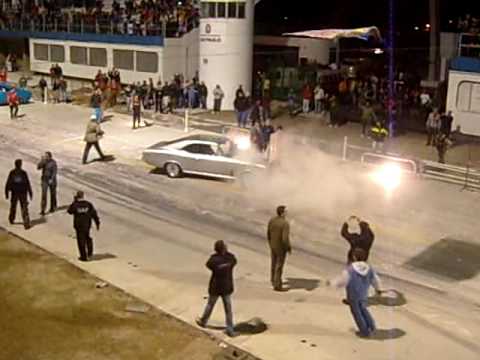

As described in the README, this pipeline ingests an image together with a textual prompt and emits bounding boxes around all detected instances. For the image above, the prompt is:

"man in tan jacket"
[82,115,106,164]
[267,205,291,291]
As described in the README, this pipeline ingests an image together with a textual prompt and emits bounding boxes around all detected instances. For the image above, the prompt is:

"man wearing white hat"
[82,115,106,164]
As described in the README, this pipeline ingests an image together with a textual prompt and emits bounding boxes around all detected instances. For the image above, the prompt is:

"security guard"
[67,191,100,262]
[370,121,389,151]
[5,159,32,229]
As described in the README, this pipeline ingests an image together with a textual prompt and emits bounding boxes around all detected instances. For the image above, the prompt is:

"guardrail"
[360,152,418,173]
[421,160,480,190]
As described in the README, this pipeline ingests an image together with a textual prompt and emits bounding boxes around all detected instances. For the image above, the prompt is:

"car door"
[179,143,203,172]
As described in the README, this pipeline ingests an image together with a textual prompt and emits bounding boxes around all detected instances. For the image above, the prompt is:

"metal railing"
[0,13,199,38]
[360,152,418,173]
[421,160,480,190]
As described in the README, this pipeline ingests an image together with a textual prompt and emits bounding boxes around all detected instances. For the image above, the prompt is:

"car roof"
[174,134,229,144]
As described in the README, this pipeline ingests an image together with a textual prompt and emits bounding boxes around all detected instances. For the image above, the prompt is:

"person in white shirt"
[314,84,325,114]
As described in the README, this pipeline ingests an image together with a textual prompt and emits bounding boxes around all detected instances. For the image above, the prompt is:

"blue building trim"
[0,30,164,46]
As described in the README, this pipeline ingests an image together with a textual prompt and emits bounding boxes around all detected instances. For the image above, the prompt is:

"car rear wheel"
[164,162,182,178]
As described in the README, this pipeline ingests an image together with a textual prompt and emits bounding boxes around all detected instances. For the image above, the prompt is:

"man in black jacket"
[196,240,237,337]
[37,152,57,215]
[67,191,100,262]
[5,159,32,229]
[341,216,375,263]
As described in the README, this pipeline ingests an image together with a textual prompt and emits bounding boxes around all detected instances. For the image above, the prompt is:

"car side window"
[182,144,200,153]
[197,144,215,155]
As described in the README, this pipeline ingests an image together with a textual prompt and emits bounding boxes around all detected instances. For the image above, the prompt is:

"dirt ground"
[0,228,250,360]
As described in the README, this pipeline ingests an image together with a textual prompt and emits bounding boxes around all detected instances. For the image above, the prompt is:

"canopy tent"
[283,26,382,41]
[284,27,382,67]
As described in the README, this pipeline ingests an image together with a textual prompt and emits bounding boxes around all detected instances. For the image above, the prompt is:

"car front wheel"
[164,162,182,178]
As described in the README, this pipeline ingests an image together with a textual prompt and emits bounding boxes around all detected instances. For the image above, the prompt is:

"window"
[50,45,65,63]
[237,2,246,18]
[197,144,215,155]
[113,49,134,70]
[182,144,215,155]
[70,46,88,65]
[217,3,226,18]
[34,44,48,61]
[457,81,480,113]
[89,48,107,67]
[201,2,209,18]
[208,2,216,18]
[136,51,158,73]
[228,2,236,18]
[183,144,200,153]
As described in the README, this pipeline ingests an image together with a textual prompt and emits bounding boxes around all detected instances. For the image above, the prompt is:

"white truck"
[446,70,480,136]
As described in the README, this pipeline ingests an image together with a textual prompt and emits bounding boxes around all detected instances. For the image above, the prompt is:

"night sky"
[255,0,480,35]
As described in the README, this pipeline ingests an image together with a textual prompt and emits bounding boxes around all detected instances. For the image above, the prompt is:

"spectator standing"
[37,151,57,216]
[267,205,291,291]
[196,240,237,338]
[39,76,48,103]
[90,88,103,123]
[82,115,106,164]
[67,191,100,262]
[234,92,249,128]
[436,134,452,164]
[235,85,245,99]
[199,81,208,109]
[132,94,143,129]
[302,83,313,113]
[441,111,454,138]
[155,80,163,113]
[426,109,441,146]
[58,76,67,103]
[328,248,383,338]
[8,88,20,119]
[5,159,32,229]
[360,101,376,137]
[370,121,388,151]
[213,85,224,114]
[314,84,325,113]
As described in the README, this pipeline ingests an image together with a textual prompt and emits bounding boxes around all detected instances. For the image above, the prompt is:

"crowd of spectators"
[289,69,441,138]
[0,0,200,37]
[457,14,480,34]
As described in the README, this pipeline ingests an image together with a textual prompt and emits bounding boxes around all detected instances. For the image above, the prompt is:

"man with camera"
[37,152,57,216]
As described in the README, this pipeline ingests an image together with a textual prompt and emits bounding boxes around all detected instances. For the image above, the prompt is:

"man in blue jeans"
[196,240,237,337]
[329,248,383,337]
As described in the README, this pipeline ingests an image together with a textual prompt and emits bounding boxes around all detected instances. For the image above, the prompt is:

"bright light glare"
[370,163,402,192]
[374,48,384,55]
[234,136,251,150]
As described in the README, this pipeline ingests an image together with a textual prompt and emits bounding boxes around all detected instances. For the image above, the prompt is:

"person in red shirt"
[8,89,20,119]
[0,67,7,82]
[302,84,313,113]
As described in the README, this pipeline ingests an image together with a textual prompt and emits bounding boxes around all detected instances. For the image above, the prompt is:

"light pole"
[428,0,440,81]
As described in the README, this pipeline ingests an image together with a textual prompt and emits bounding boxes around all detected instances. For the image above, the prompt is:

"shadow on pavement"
[89,253,116,261]
[363,328,406,341]
[405,238,480,281]
[368,290,407,307]
[234,318,268,335]
[286,278,321,291]
[30,217,47,228]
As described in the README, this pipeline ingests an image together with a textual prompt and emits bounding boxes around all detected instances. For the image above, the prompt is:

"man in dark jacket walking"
[37,151,57,215]
[196,240,237,337]
[267,205,291,291]
[5,159,32,229]
[67,191,100,262]
[341,216,374,263]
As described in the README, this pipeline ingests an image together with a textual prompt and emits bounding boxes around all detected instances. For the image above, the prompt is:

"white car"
[142,134,266,179]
